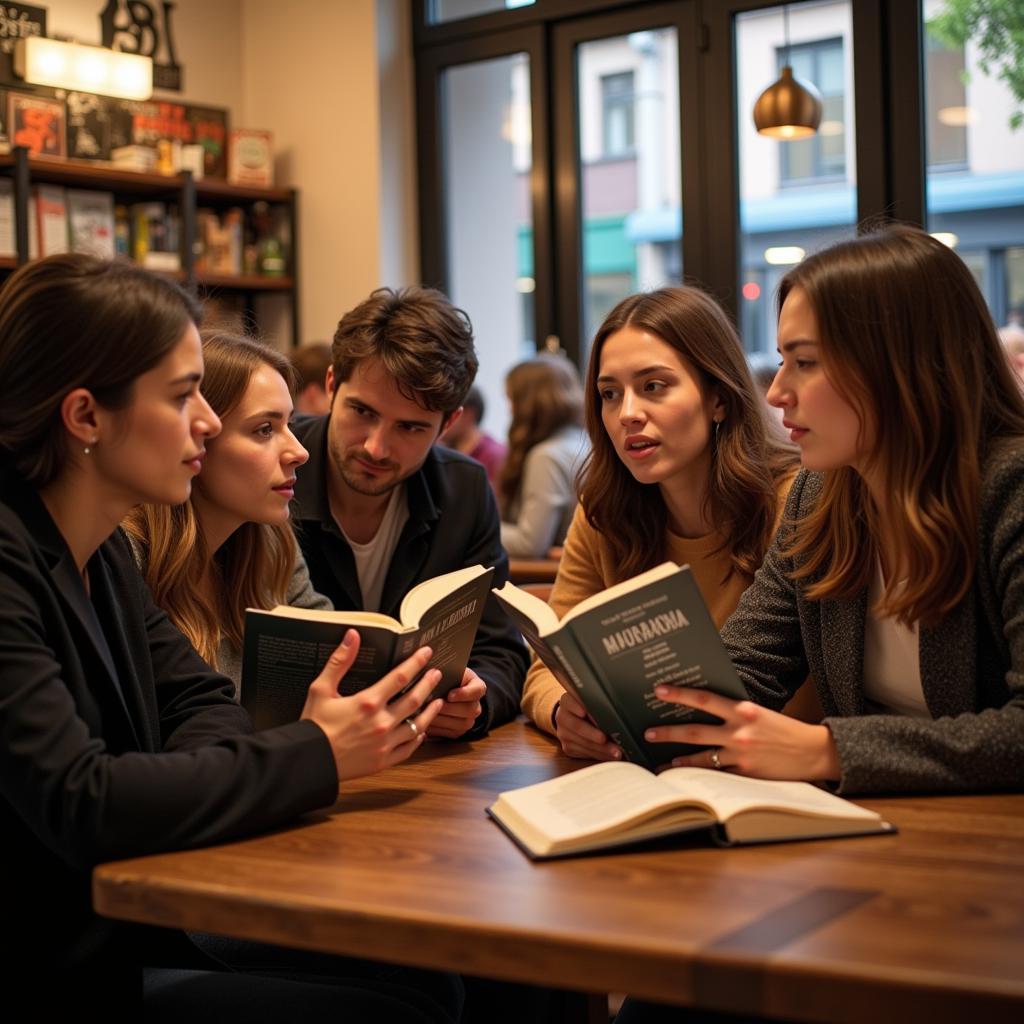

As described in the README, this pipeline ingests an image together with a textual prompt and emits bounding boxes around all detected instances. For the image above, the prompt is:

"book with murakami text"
[493,562,748,769]
[242,565,493,731]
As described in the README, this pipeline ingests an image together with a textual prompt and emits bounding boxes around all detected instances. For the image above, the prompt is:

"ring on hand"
[406,718,419,739]
[710,748,722,770]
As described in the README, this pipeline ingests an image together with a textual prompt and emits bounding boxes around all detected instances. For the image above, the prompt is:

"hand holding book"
[554,687,624,762]
[300,630,444,786]
[645,684,841,783]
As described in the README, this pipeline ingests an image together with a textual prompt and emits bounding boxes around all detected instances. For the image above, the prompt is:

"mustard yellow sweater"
[521,503,760,734]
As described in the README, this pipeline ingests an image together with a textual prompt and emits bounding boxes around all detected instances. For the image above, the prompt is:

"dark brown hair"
[499,356,583,511]
[123,332,298,666]
[290,341,331,392]
[331,286,478,418]
[778,223,1024,626]
[581,286,796,582]
[0,254,200,486]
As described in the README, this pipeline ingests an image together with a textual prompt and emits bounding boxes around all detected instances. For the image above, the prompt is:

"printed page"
[497,761,709,843]
[659,768,880,823]
[400,564,489,626]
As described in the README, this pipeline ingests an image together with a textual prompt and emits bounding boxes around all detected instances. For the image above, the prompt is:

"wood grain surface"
[94,721,1024,1022]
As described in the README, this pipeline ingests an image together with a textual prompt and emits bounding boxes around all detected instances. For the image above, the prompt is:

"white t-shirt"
[862,560,929,718]
[336,486,410,613]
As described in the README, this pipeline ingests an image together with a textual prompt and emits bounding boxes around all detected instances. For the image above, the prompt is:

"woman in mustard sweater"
[520,286,798,759]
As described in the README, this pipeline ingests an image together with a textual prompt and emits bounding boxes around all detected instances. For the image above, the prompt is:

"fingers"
[654,684,742,721]
[671,748,729,770]
[362,646,434,706]
[385,699,444,765]
[446,678,486,702]
[386,667,443,722]
[426,701,483,738]
[556,705,621,761]
[309,629,360,693]
[644,723,727,747]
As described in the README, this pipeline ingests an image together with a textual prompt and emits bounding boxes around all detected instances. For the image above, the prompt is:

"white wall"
[377,0,419,289]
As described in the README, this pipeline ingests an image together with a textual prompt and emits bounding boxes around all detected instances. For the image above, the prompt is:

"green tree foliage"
[929,0,1024,130]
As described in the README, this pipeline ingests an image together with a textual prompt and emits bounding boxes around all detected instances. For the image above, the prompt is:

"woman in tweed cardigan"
[644,225,1024,795]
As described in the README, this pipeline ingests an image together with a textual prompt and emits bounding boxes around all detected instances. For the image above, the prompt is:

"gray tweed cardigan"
[720,441,1024,795]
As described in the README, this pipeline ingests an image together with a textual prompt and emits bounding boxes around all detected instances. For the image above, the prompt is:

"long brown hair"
[581,286,795,582]
[778,223,1024,627]
[498,355,583,511]
[123,333,298,667]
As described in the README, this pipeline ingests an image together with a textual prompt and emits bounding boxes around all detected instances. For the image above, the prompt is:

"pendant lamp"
[753,5,822,139]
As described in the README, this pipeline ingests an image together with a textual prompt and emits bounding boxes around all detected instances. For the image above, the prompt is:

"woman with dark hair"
[0,254,455,1019]
[639,224,1024,795]
[499,355,587,558]
[520,286,798,758]
[124,332,328,691]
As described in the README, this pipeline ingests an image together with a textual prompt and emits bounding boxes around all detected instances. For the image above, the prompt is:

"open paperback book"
[241,564,494,731]
[488,760,894,859]
[493,562,747,769]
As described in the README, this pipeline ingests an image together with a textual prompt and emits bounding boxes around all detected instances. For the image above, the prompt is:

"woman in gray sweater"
[642,224,1024,797]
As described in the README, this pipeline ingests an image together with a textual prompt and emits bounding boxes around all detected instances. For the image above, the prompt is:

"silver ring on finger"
[405,718,419,739]
[710,748,722,770]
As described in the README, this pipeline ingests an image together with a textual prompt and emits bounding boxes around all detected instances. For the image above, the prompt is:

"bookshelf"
[0,147,301,347]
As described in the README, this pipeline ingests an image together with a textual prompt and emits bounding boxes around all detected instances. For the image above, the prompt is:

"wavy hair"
[581,286,796,582]
[778,223,1024,627]
[498,355,583,512]
[123,333,298,667]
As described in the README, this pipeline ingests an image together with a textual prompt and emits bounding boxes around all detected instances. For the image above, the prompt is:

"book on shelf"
[228,128,274,187]
[488,760,895,859]
[131,202,181,272]
[0,179,13,257]
[241,564,495,731]
[34,185,68,256]
[493,562,747,770]
[66,189,116,260]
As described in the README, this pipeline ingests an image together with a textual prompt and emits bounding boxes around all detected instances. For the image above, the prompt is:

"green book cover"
[494,562,747,770]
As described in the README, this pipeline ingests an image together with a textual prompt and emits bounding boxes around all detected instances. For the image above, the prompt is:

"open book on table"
[493,562,747,769]
[241,564,494,731]
[488,760,894,859]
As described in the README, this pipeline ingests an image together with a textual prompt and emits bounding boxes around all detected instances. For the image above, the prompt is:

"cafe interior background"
[4,0,1022,441]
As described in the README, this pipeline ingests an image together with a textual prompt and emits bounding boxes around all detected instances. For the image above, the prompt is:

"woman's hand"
[554,688,623,762]
[301,629,444,785]
[644,685,840,782]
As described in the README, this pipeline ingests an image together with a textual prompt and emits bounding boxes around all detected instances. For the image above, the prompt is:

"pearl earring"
[84,439,97,455]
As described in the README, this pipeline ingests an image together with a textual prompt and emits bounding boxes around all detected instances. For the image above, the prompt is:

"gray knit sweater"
[720,440,1024,795]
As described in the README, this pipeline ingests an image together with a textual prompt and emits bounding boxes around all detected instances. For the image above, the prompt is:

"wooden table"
[94,723,1024,1022]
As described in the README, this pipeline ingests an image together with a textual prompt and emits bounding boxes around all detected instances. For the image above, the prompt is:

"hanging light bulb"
[753,5,822,139]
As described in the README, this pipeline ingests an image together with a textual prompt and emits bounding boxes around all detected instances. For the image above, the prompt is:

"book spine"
[551,629,651,766]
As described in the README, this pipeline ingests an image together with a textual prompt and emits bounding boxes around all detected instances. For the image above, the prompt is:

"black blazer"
[0,461,338,975]
[292,415,529,736]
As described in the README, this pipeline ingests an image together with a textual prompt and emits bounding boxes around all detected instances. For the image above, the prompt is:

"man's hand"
[426,667,486,739]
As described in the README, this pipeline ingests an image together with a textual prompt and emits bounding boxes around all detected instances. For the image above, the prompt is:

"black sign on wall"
[0,4,46,87]
[99,0,182,92]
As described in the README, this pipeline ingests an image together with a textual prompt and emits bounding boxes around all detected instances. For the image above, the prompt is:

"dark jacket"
[721,441,1024,795]
[292,416,528,736]
[0,461,338,975]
